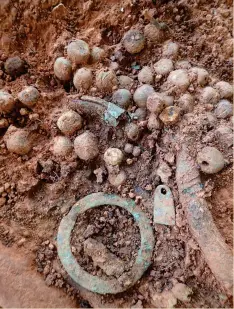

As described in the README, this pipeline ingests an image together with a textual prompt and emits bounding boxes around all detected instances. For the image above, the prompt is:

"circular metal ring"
[57,192,154,294]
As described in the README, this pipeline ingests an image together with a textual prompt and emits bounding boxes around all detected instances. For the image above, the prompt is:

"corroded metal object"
[176,145,233,295]
[153,185,175,225]
[57,192,154,294]
[69,95,125,127]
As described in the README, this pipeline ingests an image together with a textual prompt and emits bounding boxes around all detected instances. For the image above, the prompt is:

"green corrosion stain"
[57,192,155,294]
[133,213,140,221]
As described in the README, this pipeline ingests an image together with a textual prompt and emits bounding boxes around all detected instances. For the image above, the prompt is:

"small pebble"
[171,283,192,302]
[133,108,147,120]
[0,118,9,128]
[159,106,180,125]
[126,158,133,165]
[147,113,162,131]
[4,183,10,190]
[17,237,26,246]
[29,113,39,120]
[175,60,191,70]
[214,99,233,118]
[110,62,119,71]
[160,93,174,106]
[19,108,29,116]
[52,3,67,18]
[108,170,126,187]
[146,93,166,115]
[145,184,152,191]
[197,146,225,174]
[0,197,6,206]
[129,192,135,198]
[118,75,134,90]
[215,125,233,147]
[144,23,165,44]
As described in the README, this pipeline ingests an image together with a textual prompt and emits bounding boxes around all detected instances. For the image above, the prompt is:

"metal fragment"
[69,95,125,127]
[153,185,175,226]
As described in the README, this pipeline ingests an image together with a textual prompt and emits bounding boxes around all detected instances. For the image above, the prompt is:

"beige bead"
[197,146,225,174]
[4,125,32,155]
[18,86,40,108]
[123,29,145,54]
[167,69,190,91]
[133,84,155,107]
[104,148,124,166]
[67,40,90,65]
[108,170,126,187]
[154,59,174,76]
[138,66,154,84]
[200,87,220,105]
[144,23,165,44]
[74,131,98,161]
[73,68,92,91]
[159,106,180,125]
[0,91,15,113]
[90,46,105,63]
[96,69,118,92]
[54,57,72,81]
[57,111,82,135]
[52,136,73,156]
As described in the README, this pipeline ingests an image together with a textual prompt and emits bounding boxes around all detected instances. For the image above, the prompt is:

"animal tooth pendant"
[153,185,175,226]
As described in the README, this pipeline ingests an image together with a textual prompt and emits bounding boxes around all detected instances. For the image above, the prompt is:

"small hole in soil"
[202,161,209,166]
[161,188,167,195]
[63,81,72,93]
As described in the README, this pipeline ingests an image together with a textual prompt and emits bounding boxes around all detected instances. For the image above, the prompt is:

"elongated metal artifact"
[176,145,233,295]
[69,95,125,127]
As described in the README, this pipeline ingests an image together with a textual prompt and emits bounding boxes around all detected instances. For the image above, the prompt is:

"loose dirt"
[0,0,233,308]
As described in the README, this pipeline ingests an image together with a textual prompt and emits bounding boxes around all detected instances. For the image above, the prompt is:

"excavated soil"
[0,0,233,308]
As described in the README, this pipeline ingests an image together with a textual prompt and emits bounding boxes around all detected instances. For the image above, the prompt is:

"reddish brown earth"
[0,0,233,308]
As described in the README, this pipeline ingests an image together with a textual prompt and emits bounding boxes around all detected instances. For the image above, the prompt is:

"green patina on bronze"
[57,192,154,294]
[154,185,175,226]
